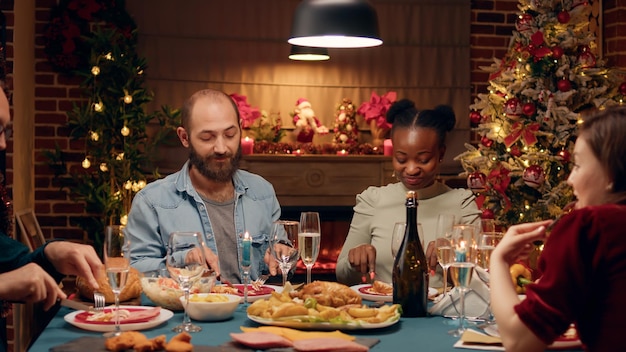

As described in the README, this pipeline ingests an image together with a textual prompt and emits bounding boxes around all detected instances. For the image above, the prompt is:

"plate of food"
[351,281,438,302]
[64,306,173,332]
[211,284,283,303]
[484,323,582,350]
[246,281,401,330]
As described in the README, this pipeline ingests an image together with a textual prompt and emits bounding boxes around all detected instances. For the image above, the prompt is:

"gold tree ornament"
[121,126,130,136]
[91,66,100,76]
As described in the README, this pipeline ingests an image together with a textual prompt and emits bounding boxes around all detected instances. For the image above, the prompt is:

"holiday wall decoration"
[456,0,625,226]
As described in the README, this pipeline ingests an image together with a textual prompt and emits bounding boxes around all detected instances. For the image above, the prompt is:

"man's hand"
[0,263,66,311]
[200,247,220,278]
[44,241,102,291]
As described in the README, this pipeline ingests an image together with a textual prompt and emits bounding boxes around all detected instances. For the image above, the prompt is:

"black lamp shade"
[289,45,330,61]
[288,0,382,48]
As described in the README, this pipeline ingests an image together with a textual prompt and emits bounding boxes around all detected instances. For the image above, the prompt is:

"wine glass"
[166,232,208,333]
[447,224,477,335]
[102,225,131,338]
[390,222,406,260]
[269,220,300,287]
[299,212,321,284]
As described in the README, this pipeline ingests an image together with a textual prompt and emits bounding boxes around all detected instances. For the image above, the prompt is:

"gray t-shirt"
[201,195,240,284]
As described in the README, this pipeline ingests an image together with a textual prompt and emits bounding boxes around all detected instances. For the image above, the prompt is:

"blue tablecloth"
[30,303,469,351]
[29,299,582,352]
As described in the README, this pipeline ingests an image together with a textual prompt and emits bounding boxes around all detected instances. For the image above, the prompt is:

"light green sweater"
[336,181,480,287]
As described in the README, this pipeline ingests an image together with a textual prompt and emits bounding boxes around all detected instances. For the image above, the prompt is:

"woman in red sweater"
[490,106,626,352]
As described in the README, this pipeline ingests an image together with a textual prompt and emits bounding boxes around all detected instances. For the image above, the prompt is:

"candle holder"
[240,231,252,305]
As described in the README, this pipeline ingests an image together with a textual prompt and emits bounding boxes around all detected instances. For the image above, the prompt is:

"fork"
[93,292,106,311]
[251,270,270,291]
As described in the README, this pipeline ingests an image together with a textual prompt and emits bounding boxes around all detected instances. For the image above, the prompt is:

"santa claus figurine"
[293,98,329,143]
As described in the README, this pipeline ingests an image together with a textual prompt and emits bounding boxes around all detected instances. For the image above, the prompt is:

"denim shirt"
[126,160,281,281]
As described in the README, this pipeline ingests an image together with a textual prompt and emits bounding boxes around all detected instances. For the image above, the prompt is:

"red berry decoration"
[504,98,522,120]
[523,165,545,188]
[619,82,626,95]
[481,208,495,220]
[481,136,494,148]
[557,79,572,92]
[522,102,536,116]
[551,46,564,60]
[467,171,488,193]
[557,10,570,24]
[557,149,571,163]
[470,111,482,125]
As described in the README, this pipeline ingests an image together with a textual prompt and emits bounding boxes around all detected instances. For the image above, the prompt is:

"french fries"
[246,288,400,324]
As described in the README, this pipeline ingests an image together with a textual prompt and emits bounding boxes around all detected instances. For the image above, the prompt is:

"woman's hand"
[491,220,552,266]
[0,263,66,311]
[347,244,377,277]
[425,240,439,273]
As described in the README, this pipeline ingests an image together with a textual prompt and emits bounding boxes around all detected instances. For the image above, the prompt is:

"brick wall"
[1,1,625,350]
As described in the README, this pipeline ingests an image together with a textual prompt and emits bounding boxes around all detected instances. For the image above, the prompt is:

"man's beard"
[188,142,241,183]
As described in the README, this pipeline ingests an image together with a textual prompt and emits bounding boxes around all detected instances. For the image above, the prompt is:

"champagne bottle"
[392,190,429,317]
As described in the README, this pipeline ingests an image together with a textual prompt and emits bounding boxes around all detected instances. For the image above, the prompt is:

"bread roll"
[76,266,142,303]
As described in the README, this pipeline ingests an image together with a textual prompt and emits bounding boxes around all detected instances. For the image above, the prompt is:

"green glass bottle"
[392,190,429,317]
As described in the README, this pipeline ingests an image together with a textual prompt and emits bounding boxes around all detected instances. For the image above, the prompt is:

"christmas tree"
[43,1,179,252]
[456,0,626,226]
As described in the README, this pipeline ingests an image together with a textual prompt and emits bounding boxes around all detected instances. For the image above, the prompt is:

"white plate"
[63,306,173,332]
[484,324,582,350]
[351,284,437,302]
[214,284,283,303]
[247,313,400,331]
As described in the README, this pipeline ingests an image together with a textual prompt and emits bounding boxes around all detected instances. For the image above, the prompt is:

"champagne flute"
[476,231,503,271]
[390,222,406,260]
[269,220,300,287]
[435,236,454,297]
[240,231,252,305]
[103,225,130,338]
[166,232,208,333]
[448,262,475,336]
[299,212,321,284]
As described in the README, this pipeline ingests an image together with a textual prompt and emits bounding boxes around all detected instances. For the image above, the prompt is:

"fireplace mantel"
[240,155,394,207]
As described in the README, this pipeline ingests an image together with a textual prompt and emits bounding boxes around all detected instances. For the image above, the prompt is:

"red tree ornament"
[504,98,522,120]
[557,79,572,92]
[467,172,488,193]
[619,82,626,95]
[557,149,571,163]
[515,13,533,33]
[481,136,494,148]
[551,46,564,60]
[470,111,482,125]
[557,10,570,24]
[522,102,536,116]
[576,46,596,68]
[523,165,545,188]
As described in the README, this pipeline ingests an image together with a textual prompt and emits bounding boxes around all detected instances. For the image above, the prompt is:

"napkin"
[239,326,356,341]
[428,267,491,319]
[453,329,505,351]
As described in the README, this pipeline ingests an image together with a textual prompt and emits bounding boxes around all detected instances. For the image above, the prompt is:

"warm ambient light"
[288,0,382,49]
[289,45,330,61]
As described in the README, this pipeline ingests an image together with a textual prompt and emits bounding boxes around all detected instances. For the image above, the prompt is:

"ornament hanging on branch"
[467,171,488,193]
[523,165,545,188]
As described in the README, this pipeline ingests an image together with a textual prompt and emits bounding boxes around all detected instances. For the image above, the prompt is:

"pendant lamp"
[289,45,330,61]
[288,0,382,48]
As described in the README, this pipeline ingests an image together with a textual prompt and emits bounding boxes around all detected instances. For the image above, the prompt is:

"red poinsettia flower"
[230,93,261,129]
[357,91,397,129]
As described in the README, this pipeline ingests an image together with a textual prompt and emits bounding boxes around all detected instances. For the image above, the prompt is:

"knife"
[59,298,96,312]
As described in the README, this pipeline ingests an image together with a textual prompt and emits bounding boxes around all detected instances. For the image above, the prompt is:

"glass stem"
[114,292,120,333]
[243,270,249,305]
[459,288,466,332]
[182,286,191,327]
[281,265,289,287]
[306,265,312,284]
[442,265,448,296]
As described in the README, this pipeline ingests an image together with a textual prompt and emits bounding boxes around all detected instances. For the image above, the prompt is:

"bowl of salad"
[141,269,216,311]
